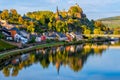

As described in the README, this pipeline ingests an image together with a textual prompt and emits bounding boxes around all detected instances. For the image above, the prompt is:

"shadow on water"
[0,41,120,77]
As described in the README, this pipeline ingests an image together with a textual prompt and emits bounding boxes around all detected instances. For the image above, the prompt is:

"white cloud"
[0,0,120,19]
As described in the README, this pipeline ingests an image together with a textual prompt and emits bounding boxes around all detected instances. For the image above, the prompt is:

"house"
[41,35,46,41]
[0,20,7,27]
[1,26,28,44]
[56,33,68,41]
[74,33,83,41]
[14,33,28,44]
[1,27,13,40]
[0,19,14,29]
[35,36,41,42]
[66,33,73,41]
[35,33,46,42]
[69,32,83,41]
[20,30,30,40]
[9,29,17,39]
[9,27,28,44]
[46,32,57,40]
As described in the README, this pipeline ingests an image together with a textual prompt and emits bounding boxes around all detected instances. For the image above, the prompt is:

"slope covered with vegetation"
[0,4,109,34]
[98,16,120,28]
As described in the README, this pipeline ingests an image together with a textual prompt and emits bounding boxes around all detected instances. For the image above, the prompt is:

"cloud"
[0,0,120,19]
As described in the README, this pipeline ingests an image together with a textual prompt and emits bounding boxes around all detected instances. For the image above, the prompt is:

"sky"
[0,0,120,20]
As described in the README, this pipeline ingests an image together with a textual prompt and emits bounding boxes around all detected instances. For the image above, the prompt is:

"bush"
[29,36,36,43]
[46,39,51,43]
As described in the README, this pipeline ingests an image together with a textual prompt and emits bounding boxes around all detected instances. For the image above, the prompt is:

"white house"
[35,36,41,42]
[46,33,57,40]
[20,30,30,39]
[14,34,28,44]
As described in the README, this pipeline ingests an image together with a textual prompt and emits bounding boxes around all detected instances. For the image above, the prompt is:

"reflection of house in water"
[11,58,20,65]
[70,45,75,53]
[20,54,30,61]
[36,49,47,54]
[65,46,71,52]
[76,44,84,52]
[65,45,75,53]
[55,61,62,74]
[11,54,30,65]
[51,47,57,54]
[0,43,109,76]
[56,46,65,52]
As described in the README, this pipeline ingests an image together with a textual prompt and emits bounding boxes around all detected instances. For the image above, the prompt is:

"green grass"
[98,16,120,21]
[0,40,16,51]
[101,20,120,28]
[0,41,84,59]
[97,16,120,28]
[0,39,109,60]
[0,42,65,59]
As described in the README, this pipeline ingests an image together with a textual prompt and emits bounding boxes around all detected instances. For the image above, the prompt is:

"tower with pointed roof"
[56,6,59,16]
[55,6,63,20]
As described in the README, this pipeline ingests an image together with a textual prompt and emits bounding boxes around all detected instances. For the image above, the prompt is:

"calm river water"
[0,41,120,80]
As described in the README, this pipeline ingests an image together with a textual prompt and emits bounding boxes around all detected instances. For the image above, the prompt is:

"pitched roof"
[57,33,66,37]
[10,27,20,34]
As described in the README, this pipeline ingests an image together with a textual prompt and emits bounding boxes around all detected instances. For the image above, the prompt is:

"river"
[0,41,120,80]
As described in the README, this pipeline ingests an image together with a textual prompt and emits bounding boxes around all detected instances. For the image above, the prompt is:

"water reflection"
[0,42,118,77]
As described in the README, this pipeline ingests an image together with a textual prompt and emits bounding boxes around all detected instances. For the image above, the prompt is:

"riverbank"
[0,40,17,52]
[0,38,111,60]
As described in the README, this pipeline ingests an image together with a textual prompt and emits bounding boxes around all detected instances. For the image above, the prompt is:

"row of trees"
[0,5,110,34]
[1,43,107,77]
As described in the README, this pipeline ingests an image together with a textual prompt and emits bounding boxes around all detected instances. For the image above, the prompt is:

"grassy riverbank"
[0,40,16,52]
[0,41,65,59]
[0,38,110,60]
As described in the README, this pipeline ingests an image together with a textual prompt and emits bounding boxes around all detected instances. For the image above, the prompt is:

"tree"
[55,20,68,32]
[18,16,23,24]
[10,9,18,17]
[2,67,10,77]
[48,22,53,30]
[27,21,35,33]
[0,9,9,19]
[94,28,101,34]
[84,29,91,34]
[113,30,120,35]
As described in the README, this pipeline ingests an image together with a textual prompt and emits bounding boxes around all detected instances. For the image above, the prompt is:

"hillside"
[0,4,108,34]
[98,16,120,28]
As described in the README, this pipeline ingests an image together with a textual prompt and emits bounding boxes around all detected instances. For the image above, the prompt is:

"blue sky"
[0,0,120,19]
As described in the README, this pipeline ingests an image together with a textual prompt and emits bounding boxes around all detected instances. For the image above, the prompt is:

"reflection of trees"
[12,67,19,77]
[2,67,10,77]
[1,43,109,77]
[39,54,50,68]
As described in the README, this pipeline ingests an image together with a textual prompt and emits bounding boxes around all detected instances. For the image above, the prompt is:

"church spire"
[56,6,59,16]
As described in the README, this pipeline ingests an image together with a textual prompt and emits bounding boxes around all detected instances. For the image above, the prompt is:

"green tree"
[84,29,91,34]
[94,28,101,34]
[0,9,9,19]
[27,21,35,33]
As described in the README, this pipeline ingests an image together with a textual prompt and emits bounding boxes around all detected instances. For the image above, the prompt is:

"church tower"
[56,6,59,16]
[55,6,63,20]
